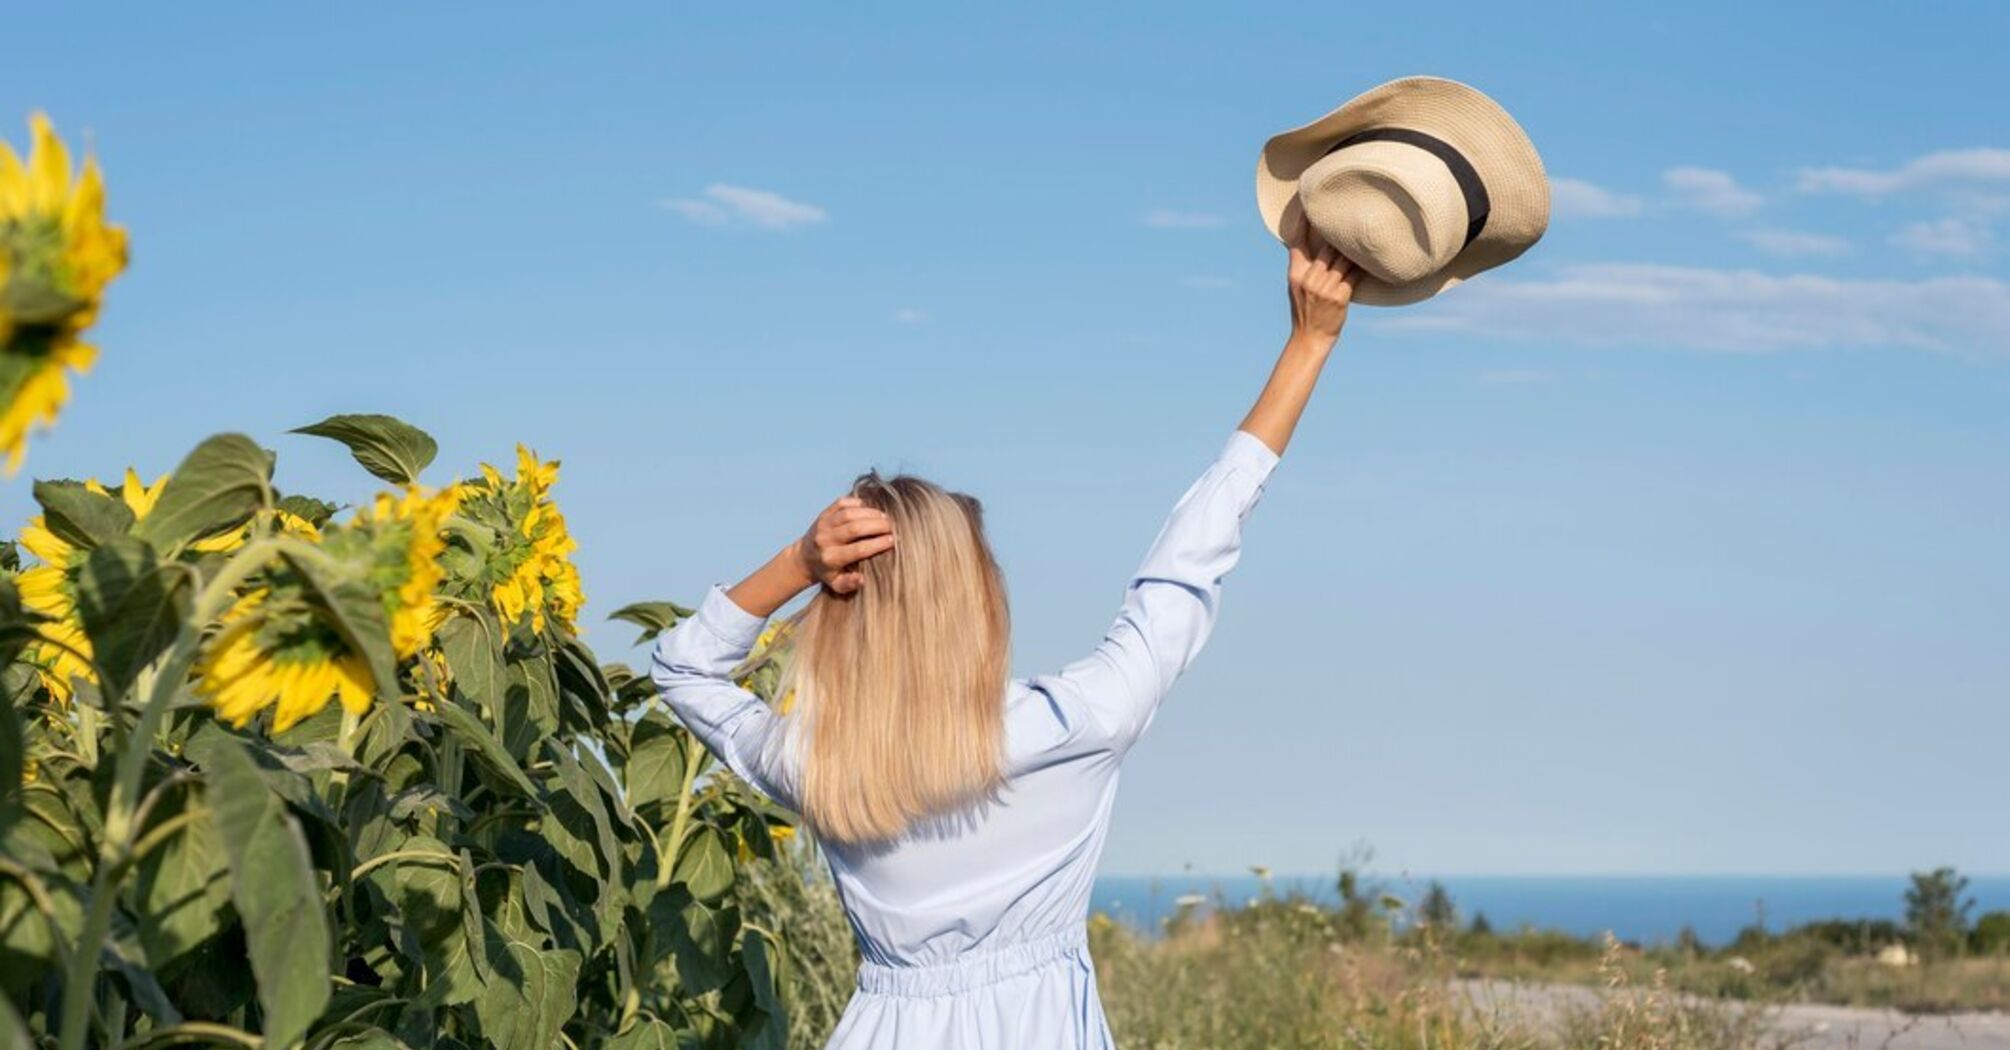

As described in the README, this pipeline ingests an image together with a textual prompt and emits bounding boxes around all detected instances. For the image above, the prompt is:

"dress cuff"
[692,583,769,653]
[1222,429,1283,479]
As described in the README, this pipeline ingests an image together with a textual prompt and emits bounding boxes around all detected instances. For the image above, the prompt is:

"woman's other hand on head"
[1285,218,1359,353]
[794,496,896,595]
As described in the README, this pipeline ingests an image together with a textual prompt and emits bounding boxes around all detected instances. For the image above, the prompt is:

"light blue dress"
[651,429,1280,1049]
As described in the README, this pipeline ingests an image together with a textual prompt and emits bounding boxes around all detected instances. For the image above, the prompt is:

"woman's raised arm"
[1030,229,1357,754]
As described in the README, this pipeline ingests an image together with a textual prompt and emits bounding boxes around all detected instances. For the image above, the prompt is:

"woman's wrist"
[776,540,817,592]
[1285,327,1339,358]
[725,542,818,619]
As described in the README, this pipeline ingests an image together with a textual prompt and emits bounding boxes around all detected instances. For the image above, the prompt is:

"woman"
[652,231,1358,1048]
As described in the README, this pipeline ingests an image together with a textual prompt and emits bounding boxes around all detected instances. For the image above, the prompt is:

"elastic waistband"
[855,926,1089,997]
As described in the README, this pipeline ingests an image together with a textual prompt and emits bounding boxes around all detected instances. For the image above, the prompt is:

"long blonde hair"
[778,471,1009,844]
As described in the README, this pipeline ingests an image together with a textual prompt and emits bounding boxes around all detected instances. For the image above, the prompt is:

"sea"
[1090,874,2010,948]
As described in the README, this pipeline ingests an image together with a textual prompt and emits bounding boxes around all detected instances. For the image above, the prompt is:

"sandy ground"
[1456,979,2010,1050]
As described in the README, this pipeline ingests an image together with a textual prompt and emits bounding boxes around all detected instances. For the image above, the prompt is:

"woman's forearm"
[1238,333,1335,456]
[725,543,815,619]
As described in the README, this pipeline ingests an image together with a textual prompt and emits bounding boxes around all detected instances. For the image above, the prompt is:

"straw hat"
[1256,77,1549,306]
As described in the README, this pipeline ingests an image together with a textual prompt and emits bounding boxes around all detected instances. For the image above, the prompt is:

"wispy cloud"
[1549,177,1643,219]
[1662,167,1762,217]
[1892,217,1993,259]
[658,184,828,230]
[1383,264,2010,356]
[1738,228,1851,258]
[892,307,928,324]
[1142,209,1226,230]
[1798,148,2010,196]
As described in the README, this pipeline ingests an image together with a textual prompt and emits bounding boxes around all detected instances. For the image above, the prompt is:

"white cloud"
[1549,177,1643,219]
[1798,148,2010,196]
[1381,263,2010,356]
[892,307,928,324]
[1891,217,1993,259]
[1738,228,1851,258]
[658,184,828,230]
[1143,209,1226,230]
[1662,167,1763,217]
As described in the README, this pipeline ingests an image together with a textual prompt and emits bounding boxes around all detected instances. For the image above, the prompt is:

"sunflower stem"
[654,733,707,891]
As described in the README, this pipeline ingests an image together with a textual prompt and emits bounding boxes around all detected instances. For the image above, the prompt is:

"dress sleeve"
[648,584,796,807]
[1033,429,1280,755]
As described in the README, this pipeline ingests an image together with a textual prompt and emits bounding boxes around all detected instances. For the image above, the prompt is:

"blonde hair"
[778,471,1009,844]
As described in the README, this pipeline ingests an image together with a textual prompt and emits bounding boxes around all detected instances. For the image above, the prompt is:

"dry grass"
[1089,905,1796,1050]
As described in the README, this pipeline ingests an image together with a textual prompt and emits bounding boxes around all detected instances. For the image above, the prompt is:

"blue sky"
[4,3,2006,876]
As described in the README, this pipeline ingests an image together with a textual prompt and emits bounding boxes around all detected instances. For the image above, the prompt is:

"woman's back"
[653,430,1282,1047]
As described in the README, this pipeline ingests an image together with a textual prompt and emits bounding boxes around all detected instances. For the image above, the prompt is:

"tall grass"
[753,858,1798,1050]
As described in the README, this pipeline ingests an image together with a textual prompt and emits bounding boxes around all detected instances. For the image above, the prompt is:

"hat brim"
[1256,77,1549,306]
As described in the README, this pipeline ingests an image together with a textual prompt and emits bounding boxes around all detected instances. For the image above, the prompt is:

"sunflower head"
[13,470,175,702]
[447,445,583,635]
[196,485,456,734]
[0,113,128,474]
[343,485,459,657]
[197,588,376,734]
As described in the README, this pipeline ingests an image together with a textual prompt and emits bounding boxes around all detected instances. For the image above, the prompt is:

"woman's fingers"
[829,533,896,568]
[828,570,865,595]
[829,514,892,543]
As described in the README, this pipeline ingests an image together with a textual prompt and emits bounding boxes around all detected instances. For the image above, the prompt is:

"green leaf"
[500,656,560,762]
[133,434,271,553]
[292,414,438,485]
[366,834,460,947]
[280,545,399,707]
[31,479,135,550]
[428,702,539,800]
[0,693,20,833]
[273,493,340,528]
[734,930,787,1050]
[0,992,30,1050]
[673,824,735,904]
[72,538,189,702]
[129,784,233,965]
[202,734,332,1048]
[645,886,738,994]
[438,610,505,715]
[0,575,35,669]
[604,1019,696,1050]
[624,712,688,821]
[471,935,581,1050]
[325,1029,414,1050]
[607,600,694,646]
[459,848,492,984]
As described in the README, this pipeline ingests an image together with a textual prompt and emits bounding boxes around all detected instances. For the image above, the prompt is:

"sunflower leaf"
[274,494,340,528]
[32,479,135,550]
[607,600,694,647]
[278,547,399,708]
[134,434,271,553]
[73,538,189,703]
[293,414,439,486]
[202,733,332,1049]
[428,701,540,801]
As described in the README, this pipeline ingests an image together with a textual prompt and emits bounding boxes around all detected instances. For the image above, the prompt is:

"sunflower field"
[1,116,808,1049]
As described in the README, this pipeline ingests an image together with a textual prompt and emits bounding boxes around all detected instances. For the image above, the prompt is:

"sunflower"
[348,485,459,657]
[18,470,187,702]
[196,485,457,733]
[1,113,128,473]
[453,445,584,634]
[197,589,376,733]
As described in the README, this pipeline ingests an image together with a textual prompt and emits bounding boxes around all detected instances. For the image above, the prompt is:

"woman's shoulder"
[1001,675,1119,771]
